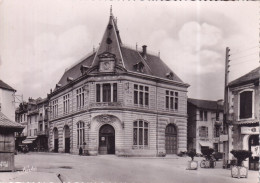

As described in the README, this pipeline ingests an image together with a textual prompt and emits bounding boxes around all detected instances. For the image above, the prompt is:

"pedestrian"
[79,147,83,155]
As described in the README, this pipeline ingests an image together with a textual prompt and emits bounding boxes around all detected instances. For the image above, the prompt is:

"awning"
[199,141,213,147]
[22,137,37,144]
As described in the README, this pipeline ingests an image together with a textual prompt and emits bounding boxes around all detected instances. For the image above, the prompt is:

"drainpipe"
[156,81,158,156]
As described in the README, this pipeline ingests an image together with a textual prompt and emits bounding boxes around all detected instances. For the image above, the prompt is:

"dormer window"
[56,84,62,88]
[80,65,89,75]
[67,77,73,82]
[133,62,144,73]
[166,72,174,80]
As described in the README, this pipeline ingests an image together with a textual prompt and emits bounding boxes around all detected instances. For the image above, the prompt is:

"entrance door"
[99,124,115,154]
[64,126,70,153]
[249,135,259,170]
[165,124,177,154]
[53,128,58,152]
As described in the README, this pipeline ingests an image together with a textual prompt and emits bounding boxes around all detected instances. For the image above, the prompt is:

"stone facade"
[48,12,189,156]
[228,67,259,170]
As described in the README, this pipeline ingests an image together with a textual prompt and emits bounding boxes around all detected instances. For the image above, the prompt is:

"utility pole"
[223,47,230,168]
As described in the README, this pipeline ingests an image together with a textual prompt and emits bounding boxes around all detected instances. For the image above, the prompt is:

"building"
[15,97,49,151]
[187,98,224,154]
[48,11,189,156]
[228,66,259,170]
[0,112,24,171]
[0,80,16,121]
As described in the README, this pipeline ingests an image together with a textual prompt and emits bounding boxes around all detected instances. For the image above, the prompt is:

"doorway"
[64,125,70,153]
[165,124,177,154]
[53,128,58,152]
[249,135,259,170]
[99,124,115,154]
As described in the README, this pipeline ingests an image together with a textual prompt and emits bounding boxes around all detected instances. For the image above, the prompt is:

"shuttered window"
[240,91,253,119]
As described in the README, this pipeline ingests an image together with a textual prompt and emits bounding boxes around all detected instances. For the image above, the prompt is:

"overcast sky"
[0,0,259,102]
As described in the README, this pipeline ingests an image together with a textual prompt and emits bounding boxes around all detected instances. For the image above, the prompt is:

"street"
[1,152,258,183]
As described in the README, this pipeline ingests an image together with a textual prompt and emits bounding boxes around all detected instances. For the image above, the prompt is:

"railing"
[89,102,122,108]
[37,129,49,136]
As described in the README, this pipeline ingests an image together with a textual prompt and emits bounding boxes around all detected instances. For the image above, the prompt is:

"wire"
[230,51,259,60]
[229,45,259,55]
[230,59,259,66]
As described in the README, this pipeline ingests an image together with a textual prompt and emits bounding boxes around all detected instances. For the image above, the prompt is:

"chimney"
[142,45,147,60]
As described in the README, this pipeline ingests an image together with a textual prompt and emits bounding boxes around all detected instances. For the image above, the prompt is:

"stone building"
[228,66,259,170]
[48,11,189,156]
[0,80,16,121]
[187,98,224,154]
[15,97,49,151]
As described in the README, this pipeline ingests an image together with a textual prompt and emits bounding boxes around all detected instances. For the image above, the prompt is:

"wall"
[0,89,16,121]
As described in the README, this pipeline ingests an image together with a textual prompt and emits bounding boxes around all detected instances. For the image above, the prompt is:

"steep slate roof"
[0,80,16,92]
[0,112,24,131]
[55,13,186,89]
[229,66,260,87]
[188,98,223,111]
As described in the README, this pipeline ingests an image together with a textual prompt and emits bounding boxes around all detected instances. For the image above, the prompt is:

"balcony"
[37,129,49,136]
[38,116,43,122]
[28,109,39,115]
[89,102,122,108]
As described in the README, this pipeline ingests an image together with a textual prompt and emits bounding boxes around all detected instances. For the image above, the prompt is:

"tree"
[230,150,252,166]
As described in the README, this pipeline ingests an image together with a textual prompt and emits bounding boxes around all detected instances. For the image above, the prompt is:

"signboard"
[241,127,259,134]
[0,153,14,171]
[251,146,260,157]
[219,134,228,142]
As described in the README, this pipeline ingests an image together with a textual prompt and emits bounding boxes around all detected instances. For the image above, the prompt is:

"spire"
[110,5,112,17]
[90,10,125,69]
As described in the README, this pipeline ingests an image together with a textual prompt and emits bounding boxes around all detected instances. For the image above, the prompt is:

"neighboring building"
[0,112,24,171]
[48,11,189,156]
[15,97,49,151]
[0,80,16,121]
[15,102,29,149]
[228,66,259,171]
[187,98,224,154]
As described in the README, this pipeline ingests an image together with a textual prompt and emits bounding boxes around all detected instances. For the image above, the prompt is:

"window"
[63,94,70,114]
[134,84,149,106]
[77,122,85,146]
[239,90,253,119]
[52,99,58,118]
[76,88,84,109]
[24,114,26,121]
[199,110,207,121]
[34,129,37,136]
[133,120,148,148]
[96,83,117,102]
[216,112,219,121]
[165,90,178,110]
[214,125,221,137]
[199,126,208,137]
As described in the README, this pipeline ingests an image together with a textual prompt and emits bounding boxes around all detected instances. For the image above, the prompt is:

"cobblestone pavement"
[3,152,258,183]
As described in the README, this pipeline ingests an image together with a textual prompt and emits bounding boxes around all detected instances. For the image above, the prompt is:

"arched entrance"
[249,135,259,170]
[53,128,58,152]
[64,125,70,153]
[99,124,115,154]
[165,124,177,154]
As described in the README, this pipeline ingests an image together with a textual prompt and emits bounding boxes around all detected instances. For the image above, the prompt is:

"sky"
[0,0,259,102]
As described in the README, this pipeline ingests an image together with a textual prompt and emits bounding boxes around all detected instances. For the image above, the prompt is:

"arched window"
[77,122,85,146]
[133,120,148,148]
[199,126,208,137]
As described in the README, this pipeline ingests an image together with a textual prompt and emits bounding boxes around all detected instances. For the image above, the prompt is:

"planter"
[200,160,215,168]
[231,166,248,178]
[187,160,198,170]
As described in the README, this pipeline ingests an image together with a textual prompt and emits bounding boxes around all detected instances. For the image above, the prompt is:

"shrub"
[230,150,252,166]
[213,152,223,161]
[201,148,214,160]
[187,149,197,161]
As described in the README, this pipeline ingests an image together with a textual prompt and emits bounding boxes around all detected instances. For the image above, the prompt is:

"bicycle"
[200,157,216,168]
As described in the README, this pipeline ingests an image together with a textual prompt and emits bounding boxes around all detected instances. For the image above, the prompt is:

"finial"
[93,46,95,53]
[158,50,160,58]
[110,5,112,16]
[136,43,138,51]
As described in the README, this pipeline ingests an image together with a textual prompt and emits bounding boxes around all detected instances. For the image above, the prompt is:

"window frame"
[63,93,70,114]
[238,89,254,121]
[96,83,118,103]
[76,87,85,110]
[165,90,179,111]
[77,121,85,146]
[134,84,149,107]
[199,126,208,138]
[133,120,149,149]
